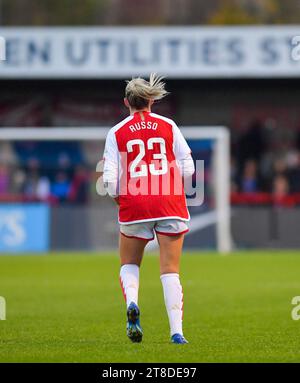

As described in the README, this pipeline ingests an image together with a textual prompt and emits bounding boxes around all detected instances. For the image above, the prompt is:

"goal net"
[0,127,231,253]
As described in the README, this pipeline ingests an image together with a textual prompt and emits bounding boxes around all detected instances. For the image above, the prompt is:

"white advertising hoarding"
[0,26,299,79]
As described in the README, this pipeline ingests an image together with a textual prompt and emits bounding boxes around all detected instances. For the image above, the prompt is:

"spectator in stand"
[23,159,40,199]
[273,158,287,176]
[68,165,89,204]
[237,120,266,170]
[240,159,259,193]
[36,176,51,201]
[51,171,70,203]
[11,168,26,196]
[272,174,292,207]
[269,157,288,192]
[261,155,289,192]
[0,164,10,195]
[23,158,50,201]
[58,152,71,171]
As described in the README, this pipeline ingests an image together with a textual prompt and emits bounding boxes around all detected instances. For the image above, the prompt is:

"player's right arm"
[103,129,119,200]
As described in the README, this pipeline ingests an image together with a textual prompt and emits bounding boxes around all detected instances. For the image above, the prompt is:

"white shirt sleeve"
[172,122,191,160]
[103,129,119,198]
[172,122,195,178]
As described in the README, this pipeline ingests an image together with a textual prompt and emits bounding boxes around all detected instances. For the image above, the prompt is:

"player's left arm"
[172,122,195,179]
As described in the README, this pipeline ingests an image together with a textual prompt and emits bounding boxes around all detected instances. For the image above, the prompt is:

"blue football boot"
[126,302,143,343]
[171,333,189,344]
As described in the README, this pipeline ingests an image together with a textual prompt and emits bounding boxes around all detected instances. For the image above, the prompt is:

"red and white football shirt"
[103,111,193,224]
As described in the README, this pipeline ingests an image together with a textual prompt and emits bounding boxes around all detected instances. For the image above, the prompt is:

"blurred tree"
[0,0,299,26]
[1,0,108,26]
[209,0,300,25]
[103,0,166,25]
[209,1,259,25]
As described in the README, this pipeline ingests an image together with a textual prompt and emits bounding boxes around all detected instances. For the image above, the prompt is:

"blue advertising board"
[0,204,49,253]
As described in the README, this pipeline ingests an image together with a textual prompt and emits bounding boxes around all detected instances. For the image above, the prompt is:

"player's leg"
[119,234,147,343]
[155,220,188,344]
[119,233,148,307]
[119,223,154,342]
[157,232,184,274]
[119,222,154,306]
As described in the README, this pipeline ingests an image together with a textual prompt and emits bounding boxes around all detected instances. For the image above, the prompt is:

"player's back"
[113,111,189,224]
[115,110,175,176]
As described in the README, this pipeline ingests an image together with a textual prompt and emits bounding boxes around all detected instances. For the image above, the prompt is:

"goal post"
[0,126,232,253]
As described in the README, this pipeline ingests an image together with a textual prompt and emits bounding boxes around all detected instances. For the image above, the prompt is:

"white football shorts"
[120,219,189,241]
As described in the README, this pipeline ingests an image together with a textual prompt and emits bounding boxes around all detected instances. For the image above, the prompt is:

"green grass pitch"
[0,251,300,363]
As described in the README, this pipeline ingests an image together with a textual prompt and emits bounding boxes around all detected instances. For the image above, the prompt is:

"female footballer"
[102,74,194,344]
